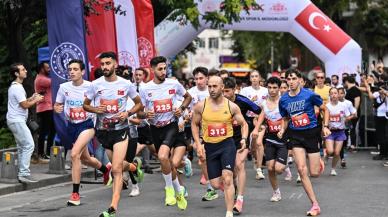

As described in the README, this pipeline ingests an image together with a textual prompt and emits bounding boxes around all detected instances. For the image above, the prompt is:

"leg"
[222,170,235,213]
[109,138,128,210]
[332,141,343,169]
[266,160,277,190]
[325,139,334,157]
[71,129,95,185]
[307,152,322,177]
[235,149,248,196]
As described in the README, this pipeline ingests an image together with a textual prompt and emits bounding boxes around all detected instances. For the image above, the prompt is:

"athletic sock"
[98,164,107,173]
[237,195,244,201]
[129,171,137,185]
[163,173,173,188]
[172,178,181,193]
[207,182,214,191]
[274,188,280,194]
[73,183,80,193]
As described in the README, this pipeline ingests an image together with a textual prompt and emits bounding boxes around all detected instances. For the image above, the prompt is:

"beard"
[103,69,114,77]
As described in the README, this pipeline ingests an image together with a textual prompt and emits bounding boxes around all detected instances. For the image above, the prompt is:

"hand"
[277,128,285,139]
[251,129,259,139]
[323,127,331,137]
[146,110,155,119]
[238,139,247,153]
[174,107,183,117]
[178,121,185,132]
[116,111,129,122]
[54,104,64,113]
[96,105,107,114]
[197,145,206,161]
[33,93,44,102]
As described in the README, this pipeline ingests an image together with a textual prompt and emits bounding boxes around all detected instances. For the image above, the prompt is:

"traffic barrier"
[0,152,19,183]
[48,146,66,174]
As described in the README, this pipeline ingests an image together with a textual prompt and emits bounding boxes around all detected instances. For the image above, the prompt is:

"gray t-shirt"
[6,82,28,122]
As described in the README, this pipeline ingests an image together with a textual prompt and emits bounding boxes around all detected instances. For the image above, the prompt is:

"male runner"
[192,75,248,217]
[54,59,111,206]
[222,77,261,214]
[138,56,192,210]
[278,69,330,216]
[83,52,143,217]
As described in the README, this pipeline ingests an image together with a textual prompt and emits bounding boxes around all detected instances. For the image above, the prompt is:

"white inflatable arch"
[155,0,361,79]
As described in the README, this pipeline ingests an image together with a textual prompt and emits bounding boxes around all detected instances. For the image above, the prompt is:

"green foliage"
[0,128,15,149]
[362,5,388,58]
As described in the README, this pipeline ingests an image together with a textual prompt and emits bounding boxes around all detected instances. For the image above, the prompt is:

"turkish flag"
[84,0,117,80]
[132,0,156,80]
[295,4,351,55]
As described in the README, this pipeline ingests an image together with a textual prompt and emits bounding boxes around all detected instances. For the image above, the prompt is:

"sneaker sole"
[67,201,80,206]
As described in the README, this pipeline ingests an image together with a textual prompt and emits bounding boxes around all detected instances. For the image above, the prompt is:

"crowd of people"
[6,52,388,217]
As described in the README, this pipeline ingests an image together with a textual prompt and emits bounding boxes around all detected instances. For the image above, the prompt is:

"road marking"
[297,193,303,199]
[289,193,295,199]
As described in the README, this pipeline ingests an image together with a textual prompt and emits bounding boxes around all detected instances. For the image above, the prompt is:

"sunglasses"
[316,76,325,79]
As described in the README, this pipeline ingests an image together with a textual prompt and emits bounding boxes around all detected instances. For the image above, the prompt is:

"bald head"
[208,75,224,99]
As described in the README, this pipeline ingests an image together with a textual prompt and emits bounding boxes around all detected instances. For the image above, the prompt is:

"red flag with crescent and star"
[295,4,351,54]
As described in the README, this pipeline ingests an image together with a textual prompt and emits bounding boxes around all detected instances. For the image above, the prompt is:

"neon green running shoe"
[165,186,176,206]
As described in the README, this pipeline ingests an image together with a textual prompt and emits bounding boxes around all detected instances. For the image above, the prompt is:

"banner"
[46,0,88,148]
[85,0,117,80]
[132,0,156,68]
[114,0,139,69]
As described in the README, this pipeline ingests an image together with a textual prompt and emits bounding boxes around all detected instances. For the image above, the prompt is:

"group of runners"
[54,51,357,217]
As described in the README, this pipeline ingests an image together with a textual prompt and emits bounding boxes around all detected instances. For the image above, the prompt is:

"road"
[0,151,387,217]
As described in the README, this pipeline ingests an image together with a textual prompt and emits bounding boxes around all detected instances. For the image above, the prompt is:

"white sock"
[257,168,262,172]
[162,173,173,188]
[274,188,280,194]
[207,182,214,191]
[172,178,181,193]
[226,210,234,217]
[237,195,244,201]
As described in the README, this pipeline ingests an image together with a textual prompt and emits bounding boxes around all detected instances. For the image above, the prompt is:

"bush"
[0,127,16,149]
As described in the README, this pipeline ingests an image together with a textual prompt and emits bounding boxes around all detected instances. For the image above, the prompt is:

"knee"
[111,164,122,175]
[326,150,333,156]
[267,166,275,173]
[222,174,233,187]
[171,159,181,169]
[158,154,169,164]
[71,152,81,161]
[275,166,285,174]
[297,165,308,176]
[310,171,320,178]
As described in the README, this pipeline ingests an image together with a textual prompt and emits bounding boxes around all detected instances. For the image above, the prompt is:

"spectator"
[219,69,230,79]
[34,62,55,160]
[314,71,331,104]
[7,63,44,183]
[331,75,343,88]
[344,76,362,150]
[324,77,331,86]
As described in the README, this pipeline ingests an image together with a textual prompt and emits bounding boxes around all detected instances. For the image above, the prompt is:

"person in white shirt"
[83,52,143,217]
[6,63,43,183]
[325,87,355,176]
[138,56,192,210]
[239,70,268,180]
[331,75,343,89]
[54,59,111,206]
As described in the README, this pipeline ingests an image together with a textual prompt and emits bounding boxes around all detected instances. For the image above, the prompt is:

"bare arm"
[83,98,105,114]
[191,101,205,160]
[53,102,64,113]
[230,102,248,151]
[20,94,43,109]
[320,104,331,137]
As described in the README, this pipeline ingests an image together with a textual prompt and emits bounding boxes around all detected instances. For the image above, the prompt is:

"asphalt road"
[0,151,387,217]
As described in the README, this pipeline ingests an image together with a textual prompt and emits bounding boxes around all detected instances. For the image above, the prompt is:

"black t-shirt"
[345,86,361,114]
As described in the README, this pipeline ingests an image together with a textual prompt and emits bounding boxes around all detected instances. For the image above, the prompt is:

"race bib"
[291,113,311,128]
[267,119,282,133]
[100,99,119,114]
[69,108,86,121]
[208,123,227,137]
[329,114,341,122]
[153,99,172,113]
[102,117,119,129]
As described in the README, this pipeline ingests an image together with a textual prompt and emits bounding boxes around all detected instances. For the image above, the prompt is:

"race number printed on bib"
[208,123,227,137]
[101,99,119,114]
[153,99,172,113]
[69,108,86,121]
[291,113,311,128]
[329,114,341,122]
[267,119,282,133]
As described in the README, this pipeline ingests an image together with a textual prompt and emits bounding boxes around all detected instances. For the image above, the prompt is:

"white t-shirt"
[373,92,388,118]
[326,101,351,130]
[139,78,186,127]
[239,86,268,117]
[56,81,95,124]
[6,82,28,122]
[86,76,138,130]
[188,86,209,108]
[341,99,357,115]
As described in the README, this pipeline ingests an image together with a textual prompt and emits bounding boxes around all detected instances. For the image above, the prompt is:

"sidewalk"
[0,162,95,196]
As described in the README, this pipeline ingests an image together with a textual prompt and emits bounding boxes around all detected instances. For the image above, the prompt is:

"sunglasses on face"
[316,76,325,79]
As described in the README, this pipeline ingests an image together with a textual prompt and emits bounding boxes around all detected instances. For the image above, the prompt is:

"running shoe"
[284,167,292,181]
[330,169,337,176]
[383,162,388,167]
[133,157,144,183]
[181,186,188,198]
[129,184,140,197]
[99,207,116,217]
[103,163,112,186]
[200,174,207,185]
[287,156,293,165]
[233,198,243,214]
[340,159,347,168]
[319,158,325,175]
[67,192,80,206]
[296,173,302,184]
[270,191,281,202]
[306,203,321,216]
[184,158,193,178]
[176,190,188,210]
[255,168,265,180]
[165,186,176,206]
[202,189,218,201]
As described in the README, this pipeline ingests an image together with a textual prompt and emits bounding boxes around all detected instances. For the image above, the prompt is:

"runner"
[325,87,354,176]
[83,52,143,217]
[138,56,192,210]
[54,59,111,206]
[222,77,261,214]
[239,70,268,180]
[192,75,249,217]
[255,77,288,202]
[278,69,330,216]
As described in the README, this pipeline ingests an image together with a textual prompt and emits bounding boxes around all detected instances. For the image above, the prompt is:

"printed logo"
[118,51,136,70]
[137,37,154,68]
[269,2,287,14]
[148,93,152,97]
[51,42,85,80]
[169,89,176,94]
[118,90,125,95]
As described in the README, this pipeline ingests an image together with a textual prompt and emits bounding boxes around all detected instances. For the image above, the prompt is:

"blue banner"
[46,0,88,149]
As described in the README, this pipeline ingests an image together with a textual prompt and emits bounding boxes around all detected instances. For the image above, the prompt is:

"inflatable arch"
[155,0,362,79]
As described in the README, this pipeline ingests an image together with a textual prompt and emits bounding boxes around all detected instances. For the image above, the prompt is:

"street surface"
[0,151,387,217]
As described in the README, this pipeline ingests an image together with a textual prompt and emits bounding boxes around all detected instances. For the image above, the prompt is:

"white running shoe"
[330,169,337,176]
[129,184,140,197]
[270,191,282,202]
[255,168,265,180]
[284,167,292,181]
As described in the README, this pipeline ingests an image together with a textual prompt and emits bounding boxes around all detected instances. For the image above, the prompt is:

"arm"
[277,117,289,139]
[354,96,361,111]
[252,109,265,140]
[83,98,106,114]
[53,102,64,113]
[191,102,205,160]
[20,93,43,109]
[320,104,331,136]
[231,102,249,152]
[174,92,192,117]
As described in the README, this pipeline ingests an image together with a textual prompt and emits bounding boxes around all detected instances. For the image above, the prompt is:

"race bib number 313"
[101,99,119,114]
[291,113,310,128]
[208,123,227,137]
[153,99,172,113]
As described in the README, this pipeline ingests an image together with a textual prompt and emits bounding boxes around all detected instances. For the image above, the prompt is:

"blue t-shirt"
[279,88,323,130]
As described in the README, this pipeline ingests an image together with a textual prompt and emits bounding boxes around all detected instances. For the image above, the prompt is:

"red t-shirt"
[34,74,53,112]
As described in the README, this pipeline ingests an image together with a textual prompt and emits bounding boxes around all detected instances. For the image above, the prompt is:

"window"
[198,38,205,48]
[209,37,219,49]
